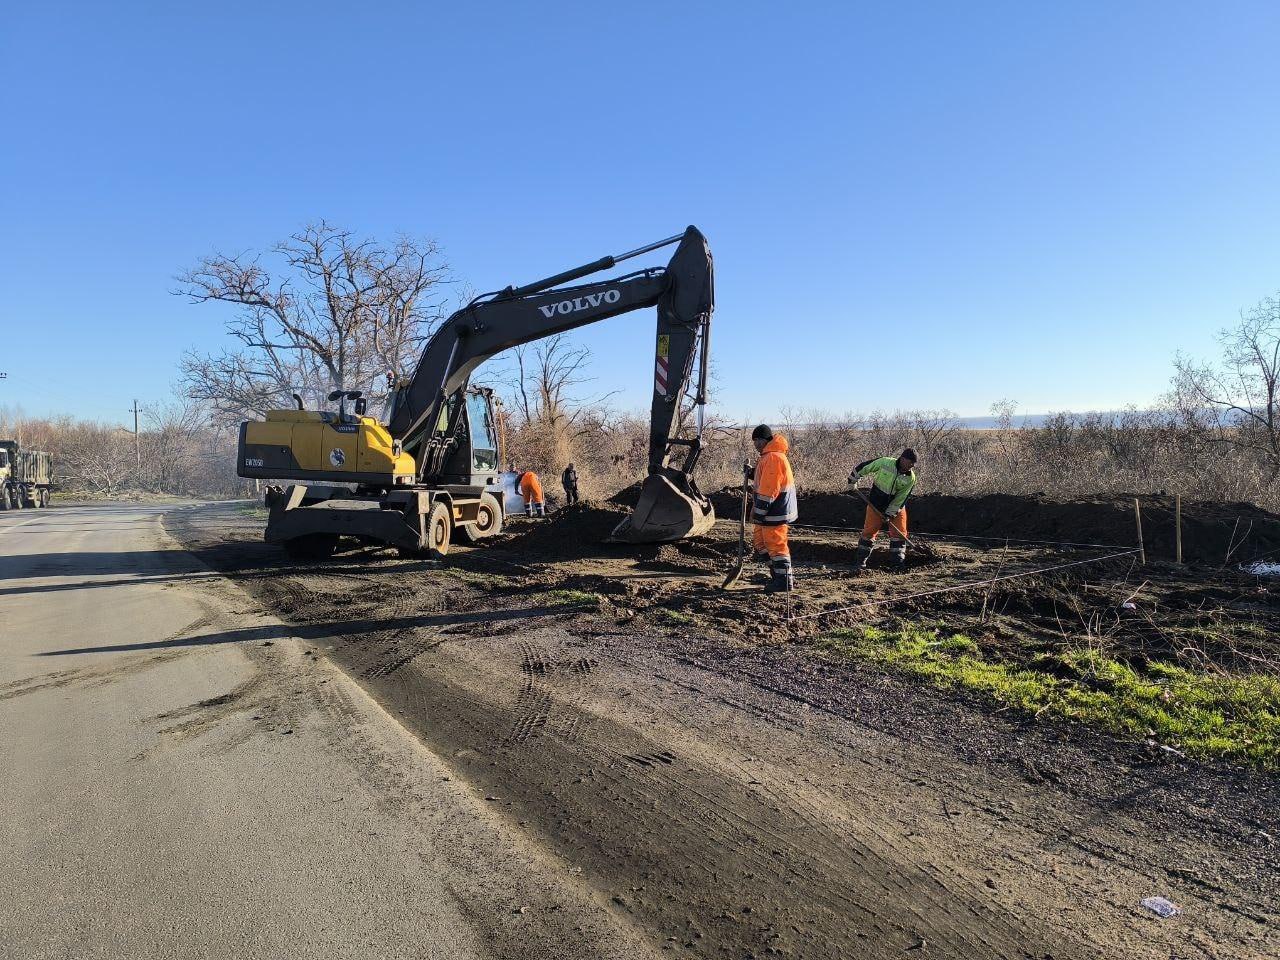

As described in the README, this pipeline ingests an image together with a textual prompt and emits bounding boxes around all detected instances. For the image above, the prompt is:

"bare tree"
[492,334,627,481]
[139,399,205,492]
[501,334,606,428]
[1172,293,1280,478]
[176,221,451,424]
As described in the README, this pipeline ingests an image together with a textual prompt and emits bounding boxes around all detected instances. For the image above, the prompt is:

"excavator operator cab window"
[328,389,364,424]
[467,391,498,473]
[0,451,7,468]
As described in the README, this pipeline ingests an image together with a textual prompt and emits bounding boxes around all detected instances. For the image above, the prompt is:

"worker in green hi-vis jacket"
[847,449,917,570]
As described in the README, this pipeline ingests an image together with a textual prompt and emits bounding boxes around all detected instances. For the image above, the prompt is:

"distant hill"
[956,411,1145,428]
[956,414,1051,429]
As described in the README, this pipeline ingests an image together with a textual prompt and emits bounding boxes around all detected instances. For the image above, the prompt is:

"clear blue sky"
[3,1,1279,428]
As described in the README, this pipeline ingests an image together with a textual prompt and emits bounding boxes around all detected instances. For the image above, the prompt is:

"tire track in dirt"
[331,625,1086,959]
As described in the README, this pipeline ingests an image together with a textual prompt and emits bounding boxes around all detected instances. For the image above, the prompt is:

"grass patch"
[440,567,490,585]
[546,589,602,608]
[653,608,697,626]
[236,503,269,519]
[818,625,1280,768]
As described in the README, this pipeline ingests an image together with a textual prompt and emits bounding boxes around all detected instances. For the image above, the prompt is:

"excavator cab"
[327,390,368,422]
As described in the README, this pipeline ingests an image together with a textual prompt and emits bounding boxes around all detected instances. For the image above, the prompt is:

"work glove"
[846,471,860,492]
[884,505,900,519]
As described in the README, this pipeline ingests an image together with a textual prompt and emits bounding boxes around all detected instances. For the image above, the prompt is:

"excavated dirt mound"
[496,501,729,570]
[707,488,1280,564]
[607,481,644,508]
[498,501,635,558]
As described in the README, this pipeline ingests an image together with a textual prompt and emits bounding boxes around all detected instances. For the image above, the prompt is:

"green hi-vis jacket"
[854,457,916,512]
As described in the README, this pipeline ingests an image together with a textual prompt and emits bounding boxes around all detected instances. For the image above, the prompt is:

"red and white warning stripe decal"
[655,334,670,397]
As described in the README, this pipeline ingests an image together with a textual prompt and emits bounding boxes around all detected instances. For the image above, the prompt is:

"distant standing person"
[750,424,797,592]
[847,449,917,570]
[517,470,546,517]
[561,463,580,506]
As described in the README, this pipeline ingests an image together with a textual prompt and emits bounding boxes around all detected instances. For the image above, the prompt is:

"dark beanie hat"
[751,424,773,442]
[901,448,918,462]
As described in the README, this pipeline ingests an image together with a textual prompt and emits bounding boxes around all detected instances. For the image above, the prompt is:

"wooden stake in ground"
[1133,498,1146,565]
[721,462,752,589]
[1175,494,1183,564]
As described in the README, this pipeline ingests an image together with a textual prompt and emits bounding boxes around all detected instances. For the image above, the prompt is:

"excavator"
[237,225,716,558]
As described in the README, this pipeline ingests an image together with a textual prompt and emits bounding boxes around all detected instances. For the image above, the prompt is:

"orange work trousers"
[862,505,907,540]
[752,523,790,559]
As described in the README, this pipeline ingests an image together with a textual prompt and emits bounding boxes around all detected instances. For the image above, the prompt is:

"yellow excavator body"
[238,410,417,486]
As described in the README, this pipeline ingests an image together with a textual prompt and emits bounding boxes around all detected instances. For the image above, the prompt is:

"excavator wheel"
[457,493,503,545]
[425,501,452,557]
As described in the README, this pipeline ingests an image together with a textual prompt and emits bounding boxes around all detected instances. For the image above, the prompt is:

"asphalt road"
[0,503,653,960]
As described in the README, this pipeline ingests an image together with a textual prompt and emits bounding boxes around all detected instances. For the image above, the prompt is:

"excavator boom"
[389,225,715,542]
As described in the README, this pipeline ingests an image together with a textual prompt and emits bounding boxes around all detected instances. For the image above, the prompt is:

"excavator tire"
[425,501,452,557]
[456,493,503,545]
[610,470,715,544]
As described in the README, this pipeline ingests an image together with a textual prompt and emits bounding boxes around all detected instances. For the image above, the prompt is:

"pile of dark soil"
[607,481,644,508]
[705,488,1280,565]
[497,501,634,558]
[913,495,1280,565]
[496,500,733,571]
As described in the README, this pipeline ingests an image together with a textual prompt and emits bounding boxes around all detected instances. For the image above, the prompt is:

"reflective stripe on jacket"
[854,457,915,512]
[753,435,798,526]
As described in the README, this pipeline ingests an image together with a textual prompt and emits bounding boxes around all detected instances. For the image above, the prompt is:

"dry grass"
[505,407,1280,514]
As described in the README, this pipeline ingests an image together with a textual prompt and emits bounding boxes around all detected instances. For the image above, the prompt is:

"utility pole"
[130,399,141,474]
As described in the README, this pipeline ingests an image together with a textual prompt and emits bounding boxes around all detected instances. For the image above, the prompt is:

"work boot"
[852,538,874,570]
[765,556,794,593]
[889,541,907,571]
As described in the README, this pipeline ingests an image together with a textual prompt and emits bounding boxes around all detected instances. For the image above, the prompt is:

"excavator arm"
[389,226,714,487]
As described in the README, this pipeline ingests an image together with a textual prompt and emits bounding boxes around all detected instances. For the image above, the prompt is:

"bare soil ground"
[165,494,1280,960]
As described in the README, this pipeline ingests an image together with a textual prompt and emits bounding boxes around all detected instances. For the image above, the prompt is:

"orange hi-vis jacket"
[518,471,544,504]
[752,435,798,526]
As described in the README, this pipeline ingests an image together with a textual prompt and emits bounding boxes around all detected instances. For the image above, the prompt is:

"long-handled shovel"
[721,461,752,589]
[849,484,939,562]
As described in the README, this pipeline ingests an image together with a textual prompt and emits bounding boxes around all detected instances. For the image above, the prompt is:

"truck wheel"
[11,487,23,510]
[283,534,339,560]
[0,488,9,511]
[425,501,452,557]
[38,489,49,508]
[457,493,503,544]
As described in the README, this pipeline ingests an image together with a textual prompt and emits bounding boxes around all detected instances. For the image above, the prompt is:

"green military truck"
[0,440,53,509]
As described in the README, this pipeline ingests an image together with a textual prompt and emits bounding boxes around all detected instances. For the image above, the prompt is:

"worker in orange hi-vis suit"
[517,470,545,517]
[749,424,798,592]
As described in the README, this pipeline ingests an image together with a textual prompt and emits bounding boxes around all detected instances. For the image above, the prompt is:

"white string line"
[786,548,1143,623]
[787,522,1128,551]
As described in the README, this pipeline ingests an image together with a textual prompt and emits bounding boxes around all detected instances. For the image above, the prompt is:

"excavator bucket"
[609,468,716,544]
